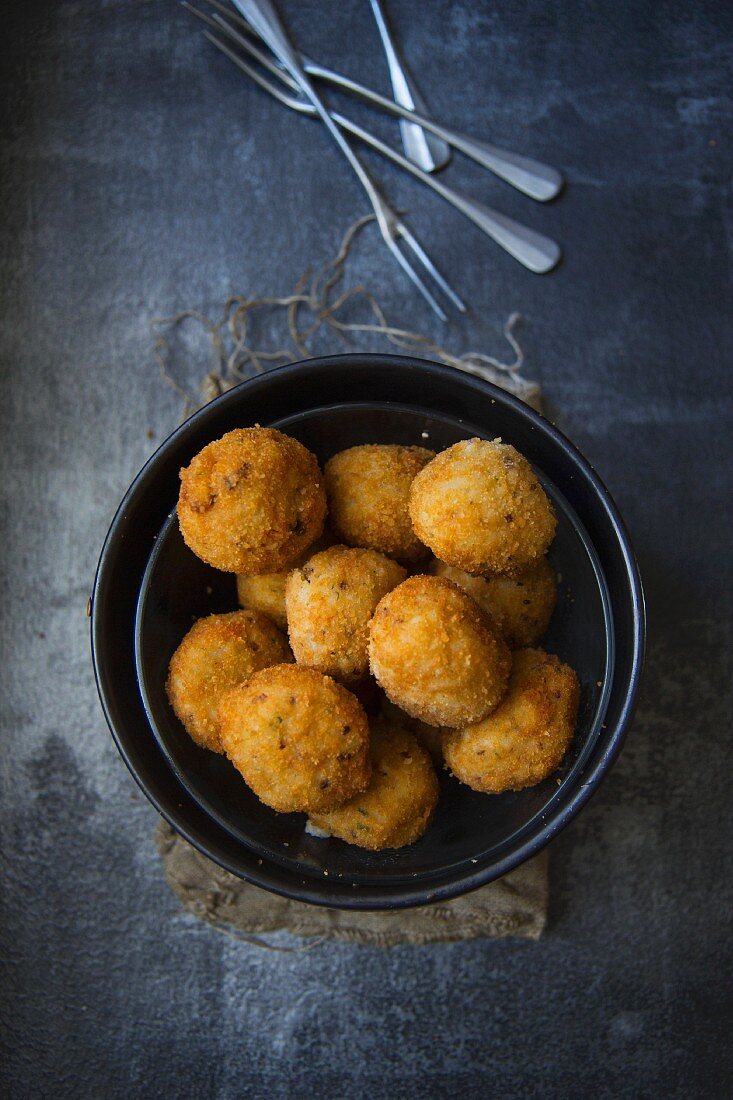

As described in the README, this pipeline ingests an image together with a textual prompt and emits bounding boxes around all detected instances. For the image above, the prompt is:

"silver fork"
[229,0,464,321]
[200,0,562,202]
[369,0,451,173]
[187,7,562,274]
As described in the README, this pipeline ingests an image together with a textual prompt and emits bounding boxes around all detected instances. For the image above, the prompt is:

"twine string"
[151,215,539,417]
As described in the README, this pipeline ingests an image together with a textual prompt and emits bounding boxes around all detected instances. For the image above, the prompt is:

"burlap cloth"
[156,820,548,946]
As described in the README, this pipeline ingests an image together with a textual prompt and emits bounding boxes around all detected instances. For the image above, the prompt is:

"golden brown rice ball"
[380,696,445,764]
[368,575,512,728]
[166,610,292,754]
[309,720,439,849]
[324,444,435,562]
[286,546,406,683]
[409,438,556,576]
[177,427,326,574]
[236,531,335,629]
[218,664,371,814]
[432,557,557,648]
[443,648,579,793]
[236,571,290,630]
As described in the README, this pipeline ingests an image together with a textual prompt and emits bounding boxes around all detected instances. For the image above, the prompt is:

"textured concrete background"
[1,1,731,1096]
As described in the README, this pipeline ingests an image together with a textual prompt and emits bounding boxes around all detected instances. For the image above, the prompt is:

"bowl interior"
[135,402,613,885]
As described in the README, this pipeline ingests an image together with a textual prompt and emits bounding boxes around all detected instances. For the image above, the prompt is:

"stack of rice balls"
[167,426,580,851]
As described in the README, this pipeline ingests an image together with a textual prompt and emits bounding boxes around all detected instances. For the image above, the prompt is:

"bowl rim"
[91,353,646,910]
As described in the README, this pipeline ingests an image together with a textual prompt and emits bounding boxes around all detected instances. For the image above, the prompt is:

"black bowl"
[91,355,644,909]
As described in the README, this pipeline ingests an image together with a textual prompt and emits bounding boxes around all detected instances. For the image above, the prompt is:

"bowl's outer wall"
[92,356,645,909]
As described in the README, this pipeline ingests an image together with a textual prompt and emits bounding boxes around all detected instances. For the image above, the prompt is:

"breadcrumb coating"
[432,557,557,648]
[178,427,326,574]
[309,720,439,849]
[325,444,434,562]
[368,575,512,728]
[443,648,579,793]
[380,696,445,764]
[218,664,371,813]
[409,438,556,576]
[166,424,582,849]
[166,609,292,754]
[286,545,406,682]
[236,531,335,629]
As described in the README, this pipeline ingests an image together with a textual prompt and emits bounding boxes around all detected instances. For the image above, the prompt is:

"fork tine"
[396,223,466,313]
[196,0,252,31]
[203,31,309,110]
[208,13,301,89]
[384,235,448,321]
[182,1,225,32]
[217,15,300,91]
[184,3,300,91]
[202,32,446,321]
[191,4,458,320]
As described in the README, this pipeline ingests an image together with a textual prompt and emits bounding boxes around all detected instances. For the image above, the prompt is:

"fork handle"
[232,0,454,317]
[369,0,451,173]
[232,0,302,79]
[233,0,392,235]
[331,111,561,273]
[221,8,562,201]
[445,132,563,204]
[442,190,561,273]
[305,60,562,202]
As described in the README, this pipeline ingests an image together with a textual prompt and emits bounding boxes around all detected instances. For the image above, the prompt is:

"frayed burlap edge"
[156,819,548,948]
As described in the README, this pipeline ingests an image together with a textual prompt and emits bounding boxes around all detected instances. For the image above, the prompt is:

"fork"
[200,0,562,202]
[229,0,464,321]
[369,0,451,173]
[188,8,562,274]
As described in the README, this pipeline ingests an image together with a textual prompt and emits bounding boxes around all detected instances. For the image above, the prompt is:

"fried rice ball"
[218,664,371,814]
[236,571,290,630]
[236,531,334,629]
[409,438,556,576]
[432,557,557,648]
[443,648,579,793]
[166,610,292,754]
[177,427,326,574]
[324,444,435,562]
[309,720,439,849]
[380,696,445,764]
[368,575,512,728]
[286,546,406,683]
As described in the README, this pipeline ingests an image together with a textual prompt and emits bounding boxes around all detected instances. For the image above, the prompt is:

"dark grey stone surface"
[1,1,731,1096]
